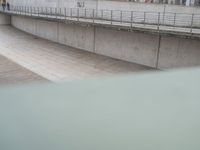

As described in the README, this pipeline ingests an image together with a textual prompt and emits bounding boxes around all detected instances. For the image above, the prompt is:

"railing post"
[31,6,32,16]
[46,7,48,17]
[41,7,43,15]
[70,8,72,18]
[144,12,146,24]
[93,9,95,23]
[111,10,113,25]
[60,8,61,19]
[173,13,176,27]
[85,9,87,18]
[77,8,79,21]
[55,8,57,19]
[50,7,52,17]
[190,14,194,33]
[101,10,103,19]
[131,11,133,28]
[120,10,122,24]
[65,8,66,19]
[157,12,160,31]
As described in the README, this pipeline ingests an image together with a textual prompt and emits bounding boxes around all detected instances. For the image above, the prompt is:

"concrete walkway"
[0,25,152,82]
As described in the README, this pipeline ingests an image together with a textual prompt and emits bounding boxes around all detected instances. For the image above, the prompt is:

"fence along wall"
[10,15,200,69]
[8,0,200,13]
[7,0,200,28]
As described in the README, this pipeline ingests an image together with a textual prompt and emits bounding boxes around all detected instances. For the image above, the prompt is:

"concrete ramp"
[0,26,152,83]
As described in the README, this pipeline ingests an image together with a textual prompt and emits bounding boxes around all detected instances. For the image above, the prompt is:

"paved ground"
[0,25,152,83]
[0,54,47,86]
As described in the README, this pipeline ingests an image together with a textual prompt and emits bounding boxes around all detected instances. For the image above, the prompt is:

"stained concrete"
[95,27,159,67]
[58,23,95,52]
[158,36,200,69]
[36,20,58,42]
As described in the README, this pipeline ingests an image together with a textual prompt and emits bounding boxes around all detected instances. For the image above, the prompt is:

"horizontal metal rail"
[1,5,200,34]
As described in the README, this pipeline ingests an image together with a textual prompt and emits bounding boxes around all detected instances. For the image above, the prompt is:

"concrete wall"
[95,28,159,67]
[58,23,95,52]
[10,15,200,69]
[0,13,11,25]
[158,36,200,68]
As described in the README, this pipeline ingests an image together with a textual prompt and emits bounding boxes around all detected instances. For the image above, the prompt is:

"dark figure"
[2,3,6,11]
[2,0,6,11]
[6,2,10,11]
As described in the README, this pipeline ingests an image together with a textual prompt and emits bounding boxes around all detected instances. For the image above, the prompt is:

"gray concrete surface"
[10,15,200,69]
[0,13,10,25]
[158,36,200,69]
[95,27,159,67]
[0,25,152,82]
[58,23,95,52]
[11,16,160,67]
[0,54,47,86]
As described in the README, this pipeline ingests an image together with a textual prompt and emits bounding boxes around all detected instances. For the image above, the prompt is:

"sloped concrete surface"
[0,54,47,86]
[0,26,152,82]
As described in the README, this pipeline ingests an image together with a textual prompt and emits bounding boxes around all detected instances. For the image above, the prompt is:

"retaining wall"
[0,13,11,25]
[10,15,200,69]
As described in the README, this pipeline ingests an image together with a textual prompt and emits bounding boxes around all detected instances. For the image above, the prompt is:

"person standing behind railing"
[1,0,6,11]
[6,2,10,11]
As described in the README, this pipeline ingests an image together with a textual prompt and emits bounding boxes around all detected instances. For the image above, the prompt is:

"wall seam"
[9,15,11,25]
[57,22,59,43]
[156,35,161,69]
[35,19,38,36]
[93,26,96,53]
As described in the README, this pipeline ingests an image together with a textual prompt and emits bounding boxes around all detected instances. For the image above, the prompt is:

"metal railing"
[1,5,200,33]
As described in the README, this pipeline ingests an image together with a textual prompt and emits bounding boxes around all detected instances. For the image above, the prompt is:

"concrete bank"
[0,13,10,25]
[9,14,200,69]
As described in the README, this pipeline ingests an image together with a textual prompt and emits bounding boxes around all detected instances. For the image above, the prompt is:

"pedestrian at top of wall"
[1,0,6,11]
[6,2,10,11]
